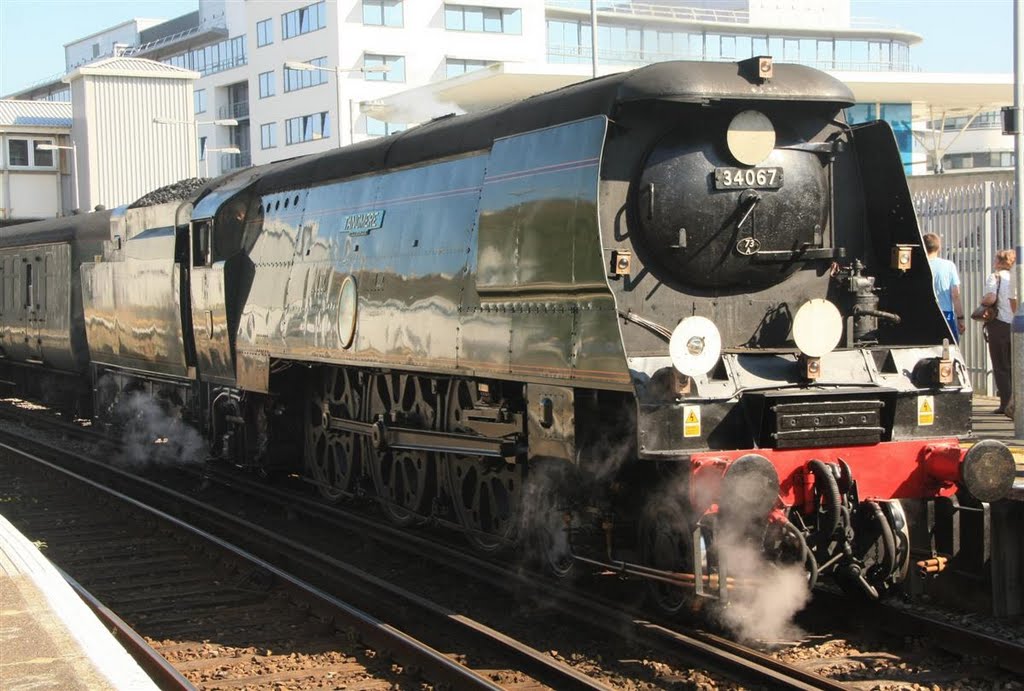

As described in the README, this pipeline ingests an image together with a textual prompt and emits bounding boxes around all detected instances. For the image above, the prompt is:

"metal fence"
[912,181,1015,394]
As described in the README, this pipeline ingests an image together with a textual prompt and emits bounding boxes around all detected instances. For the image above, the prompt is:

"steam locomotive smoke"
[518,407,637,571]
[377,92,466,125]
[646,472,810,643]
[713,530,810,643]
[115,391,205,468]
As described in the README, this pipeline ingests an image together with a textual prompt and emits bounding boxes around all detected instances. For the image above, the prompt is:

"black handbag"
[971,274,1001,323]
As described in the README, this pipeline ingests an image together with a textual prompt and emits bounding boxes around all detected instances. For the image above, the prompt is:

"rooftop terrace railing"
[546,0,748,24]
[547,45,917,72]
[545,1,910,31]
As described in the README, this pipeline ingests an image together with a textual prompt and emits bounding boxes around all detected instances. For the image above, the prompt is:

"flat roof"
[361,62,1012,124]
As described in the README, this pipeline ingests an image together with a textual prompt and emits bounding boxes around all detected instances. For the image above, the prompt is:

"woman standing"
[981,249,1017,415]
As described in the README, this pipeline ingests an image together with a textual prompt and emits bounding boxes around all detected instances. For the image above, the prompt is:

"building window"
[194,89,207,114]
[366,117,406,137]
[33,142,53,167]
[286,112,331,144]
[445,5,521,34]
[258,71,275,98]
[8,139,29,166]
[364,54,405,82]
[199,136,208,161]
[7,139,55,168]
[363,0,402,27]
[282,1,326,40]
[257,18,273,47]
[445,58,490,78]
[261,123,277,149]
[284,57,328,92]
[163,35,247,77]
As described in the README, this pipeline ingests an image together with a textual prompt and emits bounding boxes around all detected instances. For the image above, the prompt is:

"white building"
[63,57,200,212]
[3,0,1015,181]
[0,101,72,222]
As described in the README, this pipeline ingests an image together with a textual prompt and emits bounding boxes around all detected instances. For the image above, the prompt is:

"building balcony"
[129,20,229,60]
[221,150,251,171]
[218,101,250,121]
[546,46,915,72]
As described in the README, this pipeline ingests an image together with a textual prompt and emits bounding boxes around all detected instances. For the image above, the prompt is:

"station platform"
[969,395,1024,496]
[0,514,158,690]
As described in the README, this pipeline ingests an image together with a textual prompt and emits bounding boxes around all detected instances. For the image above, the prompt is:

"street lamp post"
[284,61,390,148]
[153,117,238,177]
[37,142,79,213]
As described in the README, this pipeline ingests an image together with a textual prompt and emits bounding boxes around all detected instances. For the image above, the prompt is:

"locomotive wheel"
[366,373,437,526]
[442,379,524,553]
[305,367,362,502]
[639,509,695,615]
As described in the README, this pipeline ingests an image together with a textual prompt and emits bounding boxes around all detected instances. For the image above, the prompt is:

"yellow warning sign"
[917,395,934,426]
[683,405,701,438]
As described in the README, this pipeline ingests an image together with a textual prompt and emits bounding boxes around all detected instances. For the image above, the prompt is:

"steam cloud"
[713,532,811,643]
[644,469,811,643]
[115,391,205,468]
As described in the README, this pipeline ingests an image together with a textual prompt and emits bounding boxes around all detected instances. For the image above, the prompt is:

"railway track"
[0,442,606,690]
[2,401,1020,689]
[0,403,854,690]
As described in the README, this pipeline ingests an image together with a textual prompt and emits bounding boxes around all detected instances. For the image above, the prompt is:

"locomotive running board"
[327,416,519,459]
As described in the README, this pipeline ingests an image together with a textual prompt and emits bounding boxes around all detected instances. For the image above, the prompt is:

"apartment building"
[5,0,1012,180]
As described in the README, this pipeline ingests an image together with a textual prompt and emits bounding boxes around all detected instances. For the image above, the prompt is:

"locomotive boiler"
[0,58,1015,609]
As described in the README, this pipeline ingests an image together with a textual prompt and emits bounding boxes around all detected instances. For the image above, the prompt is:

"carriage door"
[190,218,234,384]
[24,252,44,363]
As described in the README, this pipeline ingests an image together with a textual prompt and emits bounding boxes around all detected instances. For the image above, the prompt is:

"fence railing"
[217,100,249,120]
[912,180,1015,394]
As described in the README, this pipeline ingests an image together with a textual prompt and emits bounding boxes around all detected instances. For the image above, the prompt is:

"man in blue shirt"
[924,233,964,342]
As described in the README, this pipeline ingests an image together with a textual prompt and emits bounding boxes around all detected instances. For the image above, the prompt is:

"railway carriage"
[3,59,1016,607]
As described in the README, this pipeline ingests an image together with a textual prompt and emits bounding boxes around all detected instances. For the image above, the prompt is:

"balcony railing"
[218,100,250,120]
[545,1,748,24]
[221,150,251,171]
[547,46,917,72]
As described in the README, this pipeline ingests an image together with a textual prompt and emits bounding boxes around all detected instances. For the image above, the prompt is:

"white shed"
[63,57,200,211]
[0,101,72,223]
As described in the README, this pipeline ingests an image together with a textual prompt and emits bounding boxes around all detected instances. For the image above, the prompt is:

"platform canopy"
[361,61,1012,125]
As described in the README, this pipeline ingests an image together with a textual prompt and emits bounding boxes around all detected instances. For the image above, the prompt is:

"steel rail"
[0,407,855,689]
[0,434,612,691]
[0,440,505,691]
[200,467,852,690]
[55,566,197,691]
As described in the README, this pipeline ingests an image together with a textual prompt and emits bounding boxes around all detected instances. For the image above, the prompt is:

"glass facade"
[446,58,491,78]
[284,58,329,92]
[286,111,331,144]
[546,18,912,71]
[446,5,522,34]
[366,117,406,137]
[282,2,327,40]
[363,0,403,27]
[364,54,406,82]
[165,36,247,77]
[845,103,913,170]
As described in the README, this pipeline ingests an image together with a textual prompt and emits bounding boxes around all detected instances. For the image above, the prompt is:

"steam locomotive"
[0,58,1015,609]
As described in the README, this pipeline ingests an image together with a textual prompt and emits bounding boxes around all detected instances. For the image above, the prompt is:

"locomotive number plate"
[714,166,783,190]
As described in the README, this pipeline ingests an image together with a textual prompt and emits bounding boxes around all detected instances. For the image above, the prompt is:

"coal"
[128,177,210,209]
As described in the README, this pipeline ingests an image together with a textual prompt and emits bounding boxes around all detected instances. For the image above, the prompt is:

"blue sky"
[0,0,1014,96]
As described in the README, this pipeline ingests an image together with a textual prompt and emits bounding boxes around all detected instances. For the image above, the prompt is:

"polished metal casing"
[81,202,194,378]
[0,212,108,372]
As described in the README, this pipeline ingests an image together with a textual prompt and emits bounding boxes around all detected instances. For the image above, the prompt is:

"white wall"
[72,74,197,210]
[7,174,60,219]
[64,21,159,70]
[238,0,547,167]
